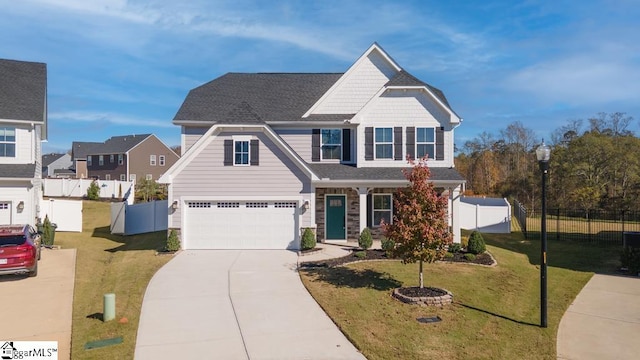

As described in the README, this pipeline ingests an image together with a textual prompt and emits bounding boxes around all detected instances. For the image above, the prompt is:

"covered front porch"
[313,184,463,244]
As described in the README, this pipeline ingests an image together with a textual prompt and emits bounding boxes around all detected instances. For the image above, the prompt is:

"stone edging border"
[392,287,454,306]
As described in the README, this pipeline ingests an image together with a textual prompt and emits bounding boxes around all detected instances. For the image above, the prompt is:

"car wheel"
[29,261,38,277]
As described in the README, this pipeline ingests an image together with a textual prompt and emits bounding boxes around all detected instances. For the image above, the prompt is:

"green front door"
[326,195,346,239]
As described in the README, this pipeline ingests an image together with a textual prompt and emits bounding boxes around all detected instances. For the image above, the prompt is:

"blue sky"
[2,0,639,154]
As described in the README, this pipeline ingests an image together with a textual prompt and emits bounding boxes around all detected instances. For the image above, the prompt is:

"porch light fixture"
[171,200,179,210]
[17,201,24,211]
[303,200,310,210]
[536,139,551,328]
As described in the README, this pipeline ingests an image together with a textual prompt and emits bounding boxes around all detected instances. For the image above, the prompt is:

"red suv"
[0,224,42,277]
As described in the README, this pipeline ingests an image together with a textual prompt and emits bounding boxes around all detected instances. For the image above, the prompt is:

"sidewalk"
[557,274,640,360]
[297,240,381,263]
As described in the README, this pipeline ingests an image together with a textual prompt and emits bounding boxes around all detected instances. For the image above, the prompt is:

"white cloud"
[49,111,174,128]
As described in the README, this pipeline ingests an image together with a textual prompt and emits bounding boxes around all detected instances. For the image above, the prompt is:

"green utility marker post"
[103,293,116,322]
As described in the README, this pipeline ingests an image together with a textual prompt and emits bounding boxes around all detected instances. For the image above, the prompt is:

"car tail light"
[15,244,34,255]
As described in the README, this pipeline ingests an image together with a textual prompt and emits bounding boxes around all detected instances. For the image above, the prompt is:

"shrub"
[381,237,395,252]
[448,243,462,253]
[164,229,180,252]
[358,227,373,250]
[354,250,367,259]
[467,231,486,254]
[464,253,477,261]
[301,228,316,250]
[86,180,100,200]
[444,252,454,259]
[621,247,640,274]
[41,215,56,247]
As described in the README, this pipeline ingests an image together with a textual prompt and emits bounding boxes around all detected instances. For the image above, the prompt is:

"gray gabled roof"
[174,69,455,126]
[72,134,151,158]
[174,73,343,124]
[42,153,65,167]
[385,70,451,108]
[0,164,36,179]
[71,141,102,160]
[308,163,466,182]
[0,59,46,122]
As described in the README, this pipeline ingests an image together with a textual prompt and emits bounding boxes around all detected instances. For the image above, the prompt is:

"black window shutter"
[366,193,372,228]
[312,129,320,162]
[250,139,259,166]
[436,127,444,160]
[394,127,403,160]
[223,140,233,166]
[405,127,415,161]
[365,127,373,160]
[342,129,351,162]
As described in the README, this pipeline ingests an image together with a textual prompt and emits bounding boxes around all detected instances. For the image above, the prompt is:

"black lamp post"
[536,140,550,328]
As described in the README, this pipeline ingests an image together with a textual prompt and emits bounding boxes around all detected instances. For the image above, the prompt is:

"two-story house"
[71,134,179,181]
[160,43,466,250]
[0,59,47,226]
[42,152,73,178]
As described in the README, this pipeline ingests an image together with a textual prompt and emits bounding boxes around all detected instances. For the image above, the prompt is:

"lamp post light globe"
[536,140,550,328]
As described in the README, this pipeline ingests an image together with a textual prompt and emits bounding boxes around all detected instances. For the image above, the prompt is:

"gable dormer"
[303,43,401,116]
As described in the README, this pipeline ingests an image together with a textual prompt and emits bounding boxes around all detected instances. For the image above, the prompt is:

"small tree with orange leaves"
[381,156,453,288]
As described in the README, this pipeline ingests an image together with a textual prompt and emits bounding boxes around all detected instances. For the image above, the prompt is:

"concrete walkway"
[0,248,76,360]
[135,250,366,360]
[557,274,640,360]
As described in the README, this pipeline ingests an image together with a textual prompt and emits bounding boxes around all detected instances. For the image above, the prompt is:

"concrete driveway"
[135,250,366,360]
[557,274,640,360]
[0,248,76,360]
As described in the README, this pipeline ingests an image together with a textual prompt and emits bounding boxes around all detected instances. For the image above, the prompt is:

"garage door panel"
[185,201,298,250]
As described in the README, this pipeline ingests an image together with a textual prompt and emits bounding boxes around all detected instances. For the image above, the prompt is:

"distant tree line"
[455,112,640,212]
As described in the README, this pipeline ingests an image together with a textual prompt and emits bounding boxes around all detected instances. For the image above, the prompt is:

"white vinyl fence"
[110,200,168,236]
[460,197,511,233]
[39,198,83,232]
[44,178,135,204]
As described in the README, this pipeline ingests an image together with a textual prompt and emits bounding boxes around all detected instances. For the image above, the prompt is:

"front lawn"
[55,201,173,359]
[299,230,620,359]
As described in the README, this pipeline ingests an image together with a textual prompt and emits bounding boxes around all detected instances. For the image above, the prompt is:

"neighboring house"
[42,152,72,177]
[0,58,47,226]
[160,43,466,250]
[71,134,179,182]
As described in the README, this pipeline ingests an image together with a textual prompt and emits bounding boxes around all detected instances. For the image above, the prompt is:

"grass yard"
[55,201,173,359]
[299,230,621,360]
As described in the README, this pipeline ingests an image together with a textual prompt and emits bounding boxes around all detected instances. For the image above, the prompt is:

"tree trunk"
[419,260,424,288]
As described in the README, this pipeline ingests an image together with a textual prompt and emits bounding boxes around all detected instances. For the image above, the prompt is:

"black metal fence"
[514,201,640,245]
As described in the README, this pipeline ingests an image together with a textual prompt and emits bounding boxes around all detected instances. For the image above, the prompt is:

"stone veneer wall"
[315,187,401,241]
[315,188,360,241]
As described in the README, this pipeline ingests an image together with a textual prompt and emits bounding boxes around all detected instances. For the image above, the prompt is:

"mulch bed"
[299,249,495,268]
[397,286,448,298]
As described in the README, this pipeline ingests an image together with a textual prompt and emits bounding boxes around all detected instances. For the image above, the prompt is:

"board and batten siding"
[312,50,397,115]
[356,90,455,168]
[170,131,313,229]
[274,128,312,162]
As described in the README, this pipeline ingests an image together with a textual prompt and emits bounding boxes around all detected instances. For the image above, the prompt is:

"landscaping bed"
[300,248,496,268]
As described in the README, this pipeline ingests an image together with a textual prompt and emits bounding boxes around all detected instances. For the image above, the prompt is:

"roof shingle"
[0,59,46,122]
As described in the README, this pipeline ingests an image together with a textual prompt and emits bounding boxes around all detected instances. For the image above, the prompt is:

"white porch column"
[450,184,462,244]
[356,187,369,233]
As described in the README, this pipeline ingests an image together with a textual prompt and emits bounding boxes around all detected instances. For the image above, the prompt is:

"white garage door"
[184,200,299,250]
[0,202,10,225]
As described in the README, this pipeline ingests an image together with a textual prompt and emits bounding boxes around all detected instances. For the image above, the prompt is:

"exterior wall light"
[171,200,179,210]
[17,201,25,211]
[303,200,310,210]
